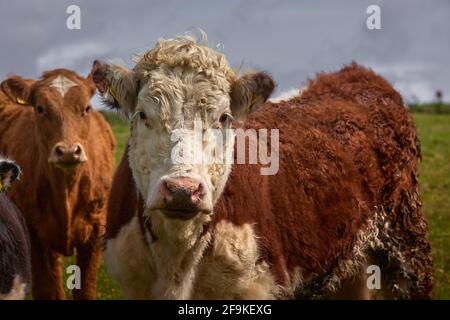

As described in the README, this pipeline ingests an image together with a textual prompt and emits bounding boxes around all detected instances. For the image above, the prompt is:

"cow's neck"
[46,164,84,219]
[47,165,83,193]
[144,209,212,299]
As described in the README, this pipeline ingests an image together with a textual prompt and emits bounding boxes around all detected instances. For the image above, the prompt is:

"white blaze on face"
[129,72,233,211]
[50,75,78,97]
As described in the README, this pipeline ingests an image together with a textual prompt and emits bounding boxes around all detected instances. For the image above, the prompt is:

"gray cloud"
[1,0,448,103]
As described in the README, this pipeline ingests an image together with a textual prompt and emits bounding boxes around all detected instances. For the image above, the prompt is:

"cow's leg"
[329,263,372,300]
[29,228,65,299]
[72,230,102,300]
[374,189,433,299]
[371,243,432,300]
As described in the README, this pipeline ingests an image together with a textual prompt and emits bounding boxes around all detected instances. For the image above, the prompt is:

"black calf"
[0,159,30,300]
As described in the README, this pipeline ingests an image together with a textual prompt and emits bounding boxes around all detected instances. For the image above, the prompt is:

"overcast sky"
[0,0,449,104]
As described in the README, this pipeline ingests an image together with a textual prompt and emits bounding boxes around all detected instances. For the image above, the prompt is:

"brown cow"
[95,35,432,299]
[0,69,116,299]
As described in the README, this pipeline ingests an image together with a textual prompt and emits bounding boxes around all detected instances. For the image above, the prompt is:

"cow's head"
[92,36,274,221]
[1,69,96,171]
[0,157,21,191]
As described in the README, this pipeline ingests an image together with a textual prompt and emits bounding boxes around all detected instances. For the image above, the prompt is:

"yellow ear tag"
[108,85,119,102]
[0,178,3,192]
[16,97,28,105]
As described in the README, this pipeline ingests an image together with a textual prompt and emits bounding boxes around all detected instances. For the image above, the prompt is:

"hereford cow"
[0,158,31,300]
[0,69,116,299]
[93,35,432,299]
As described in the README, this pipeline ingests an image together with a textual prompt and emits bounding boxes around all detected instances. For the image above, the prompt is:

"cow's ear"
[84,72,97,98]
[230,71,275,121]
[0,159,21,191]
[90,60,138,114]
[0,76,35,105]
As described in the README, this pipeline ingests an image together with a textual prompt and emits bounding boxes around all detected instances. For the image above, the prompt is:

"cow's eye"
[138,111,147,120]
[36,106,44,114]
[219,112,233,124]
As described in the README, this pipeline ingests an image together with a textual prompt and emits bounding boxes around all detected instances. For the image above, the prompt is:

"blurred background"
[0,0,448,299]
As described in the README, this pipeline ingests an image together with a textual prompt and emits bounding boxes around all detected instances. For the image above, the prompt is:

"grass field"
[64,112,450,300]
[413,114,450,299]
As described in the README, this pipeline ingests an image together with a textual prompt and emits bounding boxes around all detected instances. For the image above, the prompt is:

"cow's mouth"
[52,161,84,170]
[163,209,200,220]
[150,206,212,220]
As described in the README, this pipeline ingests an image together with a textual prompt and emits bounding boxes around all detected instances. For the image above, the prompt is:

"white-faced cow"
[0,69,116,299]
[0,157,31,300]
[93,35,432,299]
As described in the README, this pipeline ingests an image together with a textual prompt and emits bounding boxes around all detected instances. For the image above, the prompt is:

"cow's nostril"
[55,146,64,158]
[192,183,204,199]
[74,145,82,157]
[161,181,175,203]
[163,181,174,194]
